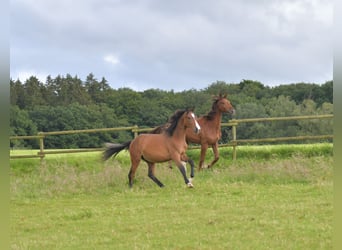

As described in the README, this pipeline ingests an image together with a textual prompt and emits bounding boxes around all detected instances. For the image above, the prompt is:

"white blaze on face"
[191,112,201,132]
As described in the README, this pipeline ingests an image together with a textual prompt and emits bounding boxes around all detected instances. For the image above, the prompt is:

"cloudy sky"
[10,0,333,92]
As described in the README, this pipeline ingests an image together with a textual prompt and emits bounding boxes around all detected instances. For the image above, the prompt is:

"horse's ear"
[186,107,195,112]
[218,92,228,98]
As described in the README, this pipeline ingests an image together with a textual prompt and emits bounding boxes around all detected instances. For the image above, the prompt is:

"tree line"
[10,73,333,149]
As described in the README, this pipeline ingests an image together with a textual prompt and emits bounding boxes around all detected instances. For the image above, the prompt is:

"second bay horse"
[187,94,235,170]
[103,109,201,188]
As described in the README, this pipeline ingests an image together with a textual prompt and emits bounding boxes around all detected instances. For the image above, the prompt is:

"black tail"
[102,141,132,161]
[149,125,165,134]
[149,123,169,134]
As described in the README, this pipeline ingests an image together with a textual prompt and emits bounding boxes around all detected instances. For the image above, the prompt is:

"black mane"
[165,109,187,137]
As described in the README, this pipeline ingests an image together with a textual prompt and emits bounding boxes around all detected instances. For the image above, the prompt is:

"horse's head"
[184,109,201,134]
[214,94,235,115]
[166,109,200,136]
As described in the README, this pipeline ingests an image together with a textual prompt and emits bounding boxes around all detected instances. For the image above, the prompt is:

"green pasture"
[10,144,333,249]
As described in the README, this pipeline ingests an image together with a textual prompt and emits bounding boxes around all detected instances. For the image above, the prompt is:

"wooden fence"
[10,114,333,161]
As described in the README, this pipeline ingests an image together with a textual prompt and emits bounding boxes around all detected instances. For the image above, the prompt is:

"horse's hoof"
[187,182,194,188]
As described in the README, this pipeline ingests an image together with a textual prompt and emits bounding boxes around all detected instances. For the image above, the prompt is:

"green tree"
[22,76,46,108]
[297,99,333,139]
[28,103,132,148]
[313,80,333,105]
[238,79,269,99]
[10,105,38,148]
[317,102,333,136]
[205,81,231,95]
[9,73,333,148]
[106,88,143,125]
[42,75,59,106]
[64,74,92,105]
[10,79,25,108]
[272,83,318,104]
[51,74,92,105]
[84,73,111,104]
[264,96,301,138]
[234,102,269,140]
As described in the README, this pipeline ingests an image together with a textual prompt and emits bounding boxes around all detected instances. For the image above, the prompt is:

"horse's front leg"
[173,157,193,188]
[181,153,195,179]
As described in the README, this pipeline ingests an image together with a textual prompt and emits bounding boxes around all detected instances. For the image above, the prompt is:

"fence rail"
[10,114,333,161]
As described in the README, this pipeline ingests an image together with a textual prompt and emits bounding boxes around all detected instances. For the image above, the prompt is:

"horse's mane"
[203,100,219,121]
[165,109,187,137]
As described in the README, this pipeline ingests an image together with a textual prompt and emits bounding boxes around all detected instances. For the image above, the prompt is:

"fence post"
[133,125,139,138]
[38,132,45,164]
[231,120,237,160]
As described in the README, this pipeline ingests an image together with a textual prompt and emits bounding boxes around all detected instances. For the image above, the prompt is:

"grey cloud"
[11,0,332,91]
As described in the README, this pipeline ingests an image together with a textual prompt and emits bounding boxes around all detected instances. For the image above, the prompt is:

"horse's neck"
[173,122,187,141]
[206,109,223,129]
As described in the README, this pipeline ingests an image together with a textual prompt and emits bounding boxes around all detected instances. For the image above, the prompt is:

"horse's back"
[130,134,171,163]
[133,133,166,145]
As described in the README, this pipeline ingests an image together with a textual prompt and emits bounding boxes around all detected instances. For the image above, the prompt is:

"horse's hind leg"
[208,142,219,168]
[147,163,164,187]
[198,143,209,170]
[128,156,141,188]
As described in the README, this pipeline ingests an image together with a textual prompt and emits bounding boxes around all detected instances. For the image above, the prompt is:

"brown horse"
[103,109,201,188]
[151,94,235,170]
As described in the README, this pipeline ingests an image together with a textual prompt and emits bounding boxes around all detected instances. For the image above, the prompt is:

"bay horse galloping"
[103,109,201,188]
[187,94,235,170]
[151,94,235,170]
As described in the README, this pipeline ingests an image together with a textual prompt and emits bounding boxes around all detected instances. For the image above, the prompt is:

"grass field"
[10,144,333,249]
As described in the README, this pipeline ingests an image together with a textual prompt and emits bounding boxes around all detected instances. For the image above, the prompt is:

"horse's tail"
[149,125,164,134]
[102,141,131,161]
[149,123,169,134]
